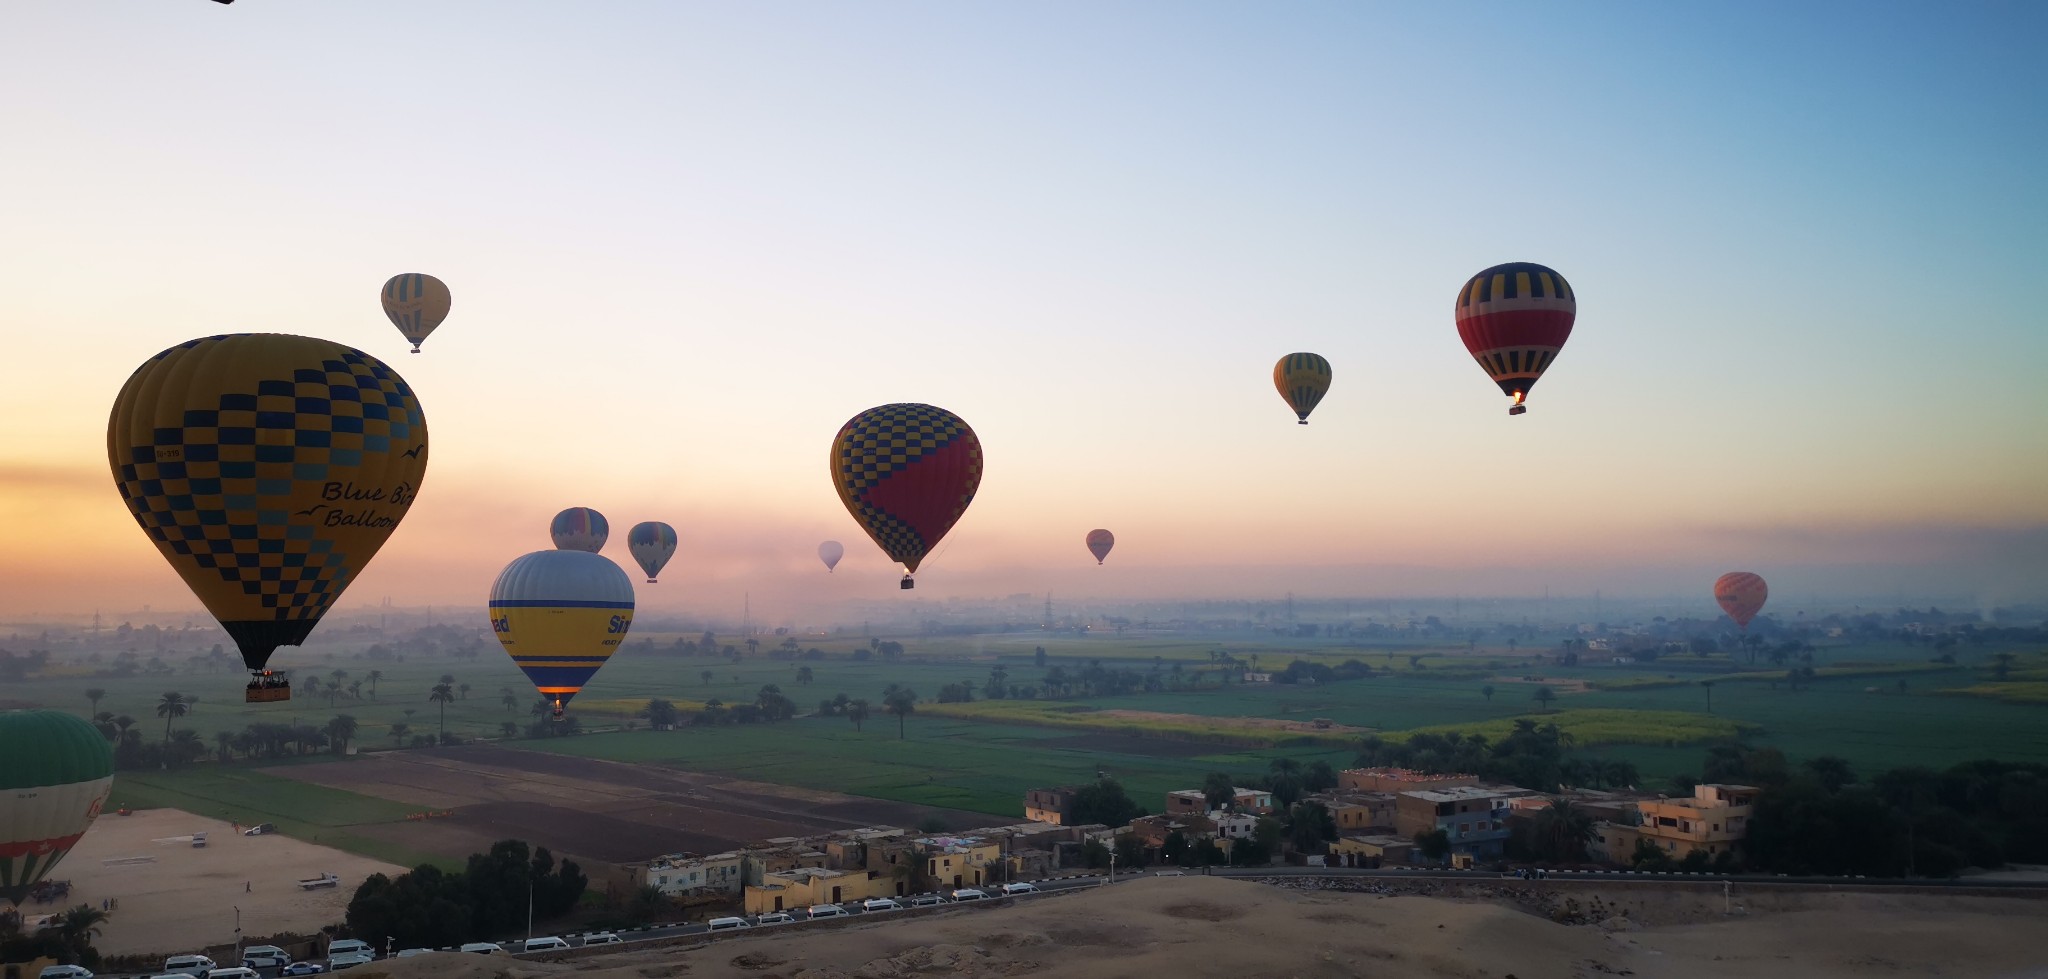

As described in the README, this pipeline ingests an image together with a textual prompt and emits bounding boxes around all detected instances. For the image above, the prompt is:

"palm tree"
[439,673,456,687]
[1481,684,1495,703]
[1700,680,1716,714]
[85,688,106,714]
[701,669,714,687]
[847,699,870,732]
[500,721,518,739]
[458,682,472,700]
[1532,685,1557,713]
[389,722,410,746]
[326,714,359,754]
[167,729,206,766]
[330,668,349,693]
[501,687,518,712]
[1533,799,1596,862]
[93,711,118,741]
[428,684,455,744]
[366,669,384,699]
[883,688,918,739]
[796,666,814,685]
[156,691,190,743]
[349,680,363,701]
[54,902,110,951]
[214,730,235,762]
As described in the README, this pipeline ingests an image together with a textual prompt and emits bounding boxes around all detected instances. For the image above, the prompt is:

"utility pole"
[527,873,535,942]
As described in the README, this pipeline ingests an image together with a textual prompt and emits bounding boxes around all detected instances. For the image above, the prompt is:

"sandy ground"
[34,808,404,955]
[327,876,2048,979]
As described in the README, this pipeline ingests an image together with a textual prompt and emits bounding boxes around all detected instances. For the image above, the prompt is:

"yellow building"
[1634,783,1759,860]
[743,866,900,914]
[917,836,1002,890]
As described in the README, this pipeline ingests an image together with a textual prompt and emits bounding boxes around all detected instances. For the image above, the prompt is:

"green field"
[14,628,2047,812]
[103,765,449,869]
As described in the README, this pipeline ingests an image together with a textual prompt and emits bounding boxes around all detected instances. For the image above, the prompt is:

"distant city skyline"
[2,2,2043,621]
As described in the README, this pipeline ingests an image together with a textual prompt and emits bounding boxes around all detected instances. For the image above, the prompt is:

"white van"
[522,937,570,952]
[754,912,795,925]
[706,916,752,931]
[459,943,507,955]
[999,882,1039,896]
[950,888,989,901]
[204,969,262,979]
[326,939,372,958]
[240,945,289,969]
[906,893,948,907]
[162,955,218,977]
[806,903,846,919]
[582,932,622,945]
[37,967,93,979]
[861,897,903,912]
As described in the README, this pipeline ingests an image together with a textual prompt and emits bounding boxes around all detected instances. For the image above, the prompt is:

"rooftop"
[1402,785,1517,804]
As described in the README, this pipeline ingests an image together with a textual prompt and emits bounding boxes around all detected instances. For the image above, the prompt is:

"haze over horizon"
[3,2,2043,623]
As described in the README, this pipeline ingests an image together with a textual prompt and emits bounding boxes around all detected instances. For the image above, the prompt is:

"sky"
[1,1,2044,626]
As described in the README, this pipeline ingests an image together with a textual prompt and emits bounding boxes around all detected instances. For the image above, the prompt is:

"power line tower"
[1043,593,1053,630]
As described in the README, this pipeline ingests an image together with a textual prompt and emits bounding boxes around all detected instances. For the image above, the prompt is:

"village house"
[1338,767,1478,793]
[1023,786,1082,825]
[1394,784,1528,860]
[914,835,1002,891]
[643,850,744,896]
[1329,834,1413,868]
[742,866,899,915]
[1633,783,1758,860]
[1165,786,1274,816]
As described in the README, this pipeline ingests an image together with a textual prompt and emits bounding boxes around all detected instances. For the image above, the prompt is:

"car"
[327,954,374,973]
[243,823,277,836]
[37,966,94,979]
[459,943,507,955]
[754,912,796,925]
[806,903,847,919]
[905,894,948,907]
[393,949,432,958]
[324,939,372,959]
[241,945,290,969]
[950,888,989,901]
[203,969,261,979]
[1153,869,1186,877]
[521,937,570,953]
[999,882,1039,896]
[581,932,622,945]
[281,964,326,976]
[706,916,752,932]
[862,897,903,912]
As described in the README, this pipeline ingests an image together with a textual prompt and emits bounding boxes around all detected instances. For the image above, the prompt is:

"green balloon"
[0,711,115,905]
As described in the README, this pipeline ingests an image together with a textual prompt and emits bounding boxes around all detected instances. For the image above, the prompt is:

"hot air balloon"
[1455,262,1575,415]
[0,711,114,907]
[627,521,677,583]
[1714,572,1769,630]
[818,540,844,573]
[381,273,451,354]
[1086,529,1115,564]
[1272,353,1332,424]
[550,507,609,552]
[489,549,635,719]
[829,403,982,590]
[108,334,428,700]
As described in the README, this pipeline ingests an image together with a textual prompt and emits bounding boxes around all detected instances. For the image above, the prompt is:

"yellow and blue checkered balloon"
[107,334,428,674]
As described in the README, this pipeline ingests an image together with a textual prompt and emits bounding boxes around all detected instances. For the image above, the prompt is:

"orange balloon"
[1714,572,1768,629]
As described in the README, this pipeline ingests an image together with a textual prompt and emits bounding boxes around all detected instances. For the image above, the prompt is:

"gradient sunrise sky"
[1,1,2043,622]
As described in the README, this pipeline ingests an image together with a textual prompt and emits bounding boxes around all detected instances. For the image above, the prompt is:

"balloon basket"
[1297,419,1308,425]
[246,686,292,704]
[899,576,915,590]
[1508,404,1527,416]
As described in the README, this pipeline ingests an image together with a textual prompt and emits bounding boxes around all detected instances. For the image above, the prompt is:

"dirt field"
[26,807,404,956]
[273,744,996,878]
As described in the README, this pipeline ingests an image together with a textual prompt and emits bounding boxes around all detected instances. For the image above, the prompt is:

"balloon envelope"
[550,507,609,552]
[1272,353,1332,424]
[828,404,982,583]
[381,273,452,353]
[107,334,428,673]
[490,549,634,716]
[818,540,844,572]
[626,522,677,582]
[0,711,115,906]
[1086,529,1115,564]
[1714,572,1769,629]
[1455,262,1575,414]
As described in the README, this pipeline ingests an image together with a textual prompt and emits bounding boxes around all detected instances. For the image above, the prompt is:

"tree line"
[346,839,586,949]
